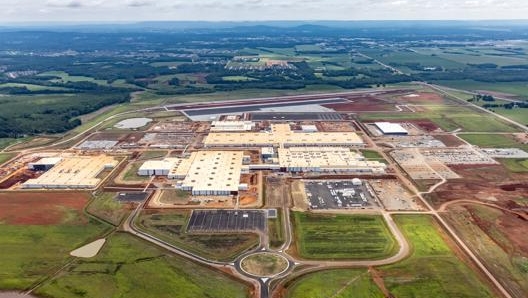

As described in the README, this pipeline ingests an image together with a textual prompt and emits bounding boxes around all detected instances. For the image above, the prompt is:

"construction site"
[2,88,528,298]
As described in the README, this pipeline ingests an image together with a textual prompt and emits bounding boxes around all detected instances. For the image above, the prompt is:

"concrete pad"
[70,238,106,258]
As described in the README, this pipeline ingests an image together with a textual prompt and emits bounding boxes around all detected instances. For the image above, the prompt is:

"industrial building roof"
[277,147,386,172]
[139,158,182,172]
[204,124,363,147]
[210,121,254,131]
[374,122,408,135]
[23,155,117,189]
[181,151,243,193]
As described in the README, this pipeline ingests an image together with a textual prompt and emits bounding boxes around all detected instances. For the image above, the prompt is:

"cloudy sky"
[0,0,525,23]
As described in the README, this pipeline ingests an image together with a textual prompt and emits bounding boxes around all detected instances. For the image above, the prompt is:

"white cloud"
[0,0,527,22]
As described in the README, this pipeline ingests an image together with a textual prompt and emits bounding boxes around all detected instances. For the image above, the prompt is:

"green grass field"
[0,153,14,165]
[286,269,383,298]
[122,162,149,182]
[360,105,519,133]
[39,71,110,86]
[498,159,528,173]
[136,211,259,261]
[86,192,130,226]
[36,233,250,298]
[0,83,70,91]
[380,215,494,298]
[292,212,397,260]
[458,133,528,149]
[435,80,528,97]
[0,219,110,289]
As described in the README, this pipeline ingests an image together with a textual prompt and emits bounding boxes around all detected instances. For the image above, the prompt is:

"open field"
[86,192,132,226]
[493,108,528,125]
[39,71,110,86]
[122,162,149,182]
[136,210,259,261]
[285,268,383,298]
[443,204,528,298]
[435,80,528,97]
[291,212,397,260]
[360,105,520,133]
[36,233,250,298]
[0,153,14,165]
[379,215,494,298]
[0,192,110,289]
[0,83,70,92]
[498,158,528,173]
[459,133,528,150]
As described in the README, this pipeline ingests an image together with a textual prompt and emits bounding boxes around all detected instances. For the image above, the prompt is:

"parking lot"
[304,180,378,209]
[187,209,266,233]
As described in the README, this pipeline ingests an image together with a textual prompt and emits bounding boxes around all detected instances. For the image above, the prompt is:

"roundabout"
[239,252,290,278]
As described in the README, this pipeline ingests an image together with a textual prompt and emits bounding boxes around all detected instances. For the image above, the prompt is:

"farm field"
[136,210,260,261]
[443,204,528,298]
[285,268,383,298]
[36,233,250,298]
[379,215,494,298]
[0,192,110,289]
[0,153,14,165]
[291,212,397,260]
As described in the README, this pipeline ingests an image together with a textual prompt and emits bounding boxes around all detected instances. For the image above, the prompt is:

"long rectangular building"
[23,155,117,189]
[278,147,386,173]
[204,124,363,147]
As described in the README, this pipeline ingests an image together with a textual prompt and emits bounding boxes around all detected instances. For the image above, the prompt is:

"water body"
[114,118,152,129]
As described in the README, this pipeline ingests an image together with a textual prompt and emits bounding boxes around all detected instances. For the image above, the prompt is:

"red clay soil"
[433,134,466,147]
[0,192,89,225]
[405,119,442,133]
[466,205,528,255]
[396,92,446,104]
[0,170,39,189]
[323,95,395,112]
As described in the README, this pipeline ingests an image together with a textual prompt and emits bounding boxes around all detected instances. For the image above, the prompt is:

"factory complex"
[204,123,364,147]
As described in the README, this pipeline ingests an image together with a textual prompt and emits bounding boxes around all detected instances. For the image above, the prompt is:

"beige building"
[204,124,364,148]
[178,151,244,196]
[23,155,117,189]
[278,147,386,173]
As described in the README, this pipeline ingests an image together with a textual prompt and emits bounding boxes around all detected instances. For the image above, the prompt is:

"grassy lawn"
[268,209,284,249]
[498,158,528,173]
[0,219,110,289]
[292,212,398,260]
[458,133,528,149]
[139,150,168,160]
[286,269,383,298]
[136,210,259,261]
[494,108,528,125]
[86,192,131,226]
[122,162,149,182]
[36,233,250,298]
[158,189,190,205]
[360,149,388,164]
[380,215,494,298]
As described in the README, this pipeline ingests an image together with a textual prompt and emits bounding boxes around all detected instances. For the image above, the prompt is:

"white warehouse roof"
[374,122,408,135]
